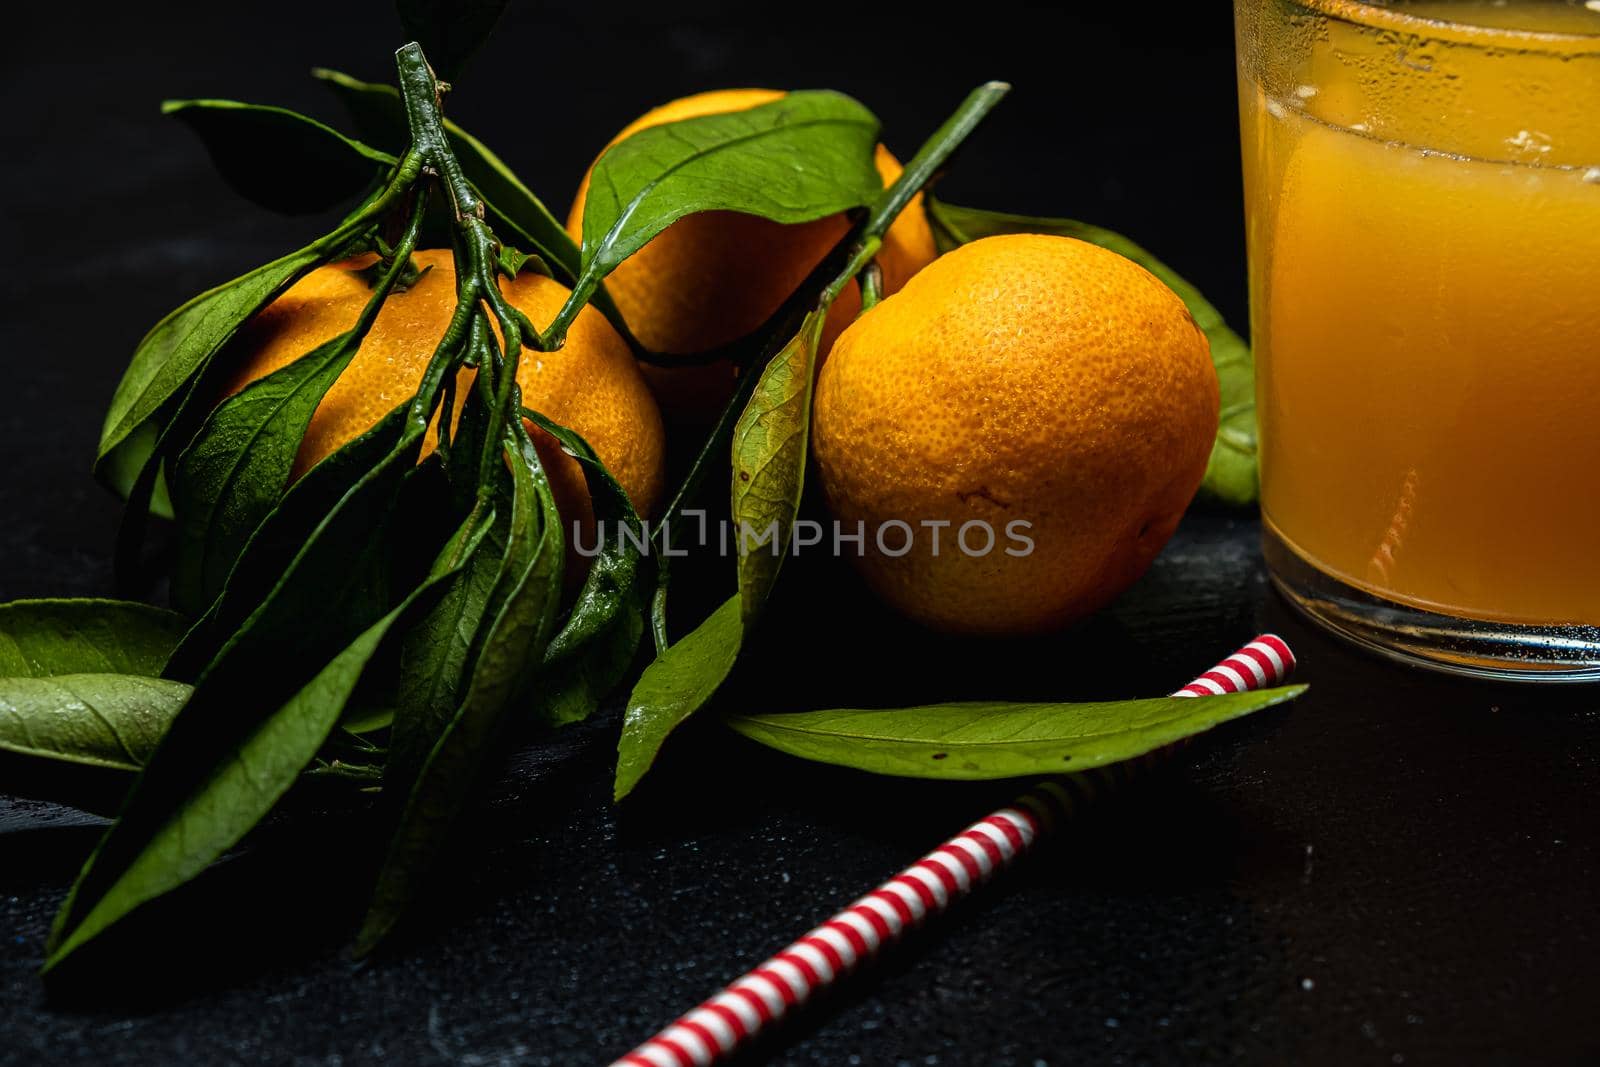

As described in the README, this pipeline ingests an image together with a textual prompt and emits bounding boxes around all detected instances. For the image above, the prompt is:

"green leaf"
[0,600,187,678]
[357,422,564,954]
[338,706,397,737]
[162,99,395,215]
[1197,332,1257,506]
[572,91,881,311]
[177,437,417,681]
[731,310,826,626]
[614,596,742,801]
[0,672,190,817]
[96,246,326,497]
[522,409,649,728]
[163,404,410,681]
[111,372,217,592]
[497,245,549,281]
[169,330,363,615]
[98,421,174,520]
[44,554,467,972]
[383,386,502,781]
[726,686,1308,781]
[312,68,581,286]
[925,198,1259,505]
[387,497,506,793]
[0,674,188,773]
[0,673,187,818]
[395,0,509,82]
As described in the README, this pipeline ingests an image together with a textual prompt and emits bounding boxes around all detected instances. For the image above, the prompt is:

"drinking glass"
[1235,0,1600,679]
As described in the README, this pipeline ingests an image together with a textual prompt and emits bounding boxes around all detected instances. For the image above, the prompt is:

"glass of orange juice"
[1235,0,1600,679]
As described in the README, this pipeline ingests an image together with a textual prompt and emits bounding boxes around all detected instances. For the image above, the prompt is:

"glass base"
[1263,524,1600,683]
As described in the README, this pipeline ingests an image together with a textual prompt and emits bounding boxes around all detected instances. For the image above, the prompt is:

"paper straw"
[611,635,1298,1067]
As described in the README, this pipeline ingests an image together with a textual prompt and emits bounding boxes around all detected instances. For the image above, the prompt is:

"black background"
[3,2,1597,1065]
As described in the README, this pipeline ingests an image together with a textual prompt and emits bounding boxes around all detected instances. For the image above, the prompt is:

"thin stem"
[858,261,884,313]
[822,236,883,309]
[539,275,598,352]
[304,761,385,784]
[435,372,456,455]
[320,151,425,255]
[860,81,1009,243]
[800,82,1009,320]
[448,317,499,562]
[393,39,558,559]
[650,583,670,655]
[396,44,482,224]
[404,289,475,444]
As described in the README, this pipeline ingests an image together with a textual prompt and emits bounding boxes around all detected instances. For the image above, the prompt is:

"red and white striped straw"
[611,635,1297,1067]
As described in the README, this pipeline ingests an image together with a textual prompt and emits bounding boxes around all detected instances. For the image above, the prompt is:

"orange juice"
[1237,0,1600,671]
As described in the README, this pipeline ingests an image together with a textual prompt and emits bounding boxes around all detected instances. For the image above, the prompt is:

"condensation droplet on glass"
[1583,167,1600,186]
[1505,129,1553,156]
[1294,84,1318,99]
[1395,45,1434,73]
[1266,98,1288,120]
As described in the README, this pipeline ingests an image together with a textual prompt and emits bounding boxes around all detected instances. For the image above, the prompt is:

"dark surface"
[4,2,1598,1065]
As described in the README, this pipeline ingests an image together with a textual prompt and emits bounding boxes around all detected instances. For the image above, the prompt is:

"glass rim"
[1295,0,1600,51]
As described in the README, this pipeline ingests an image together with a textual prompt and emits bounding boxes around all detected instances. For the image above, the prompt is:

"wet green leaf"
[523,409,649,729]
[497,245,550,281]
[726,686,1307,780]
[570,91,880,323]
[96,248,325,500]
[615,596,742,801]
[169,330,363,615]
[163,99,394,214]
[97,421,174,520]
[162,404,413,681]
[0,600,187,678]
[386,480,506,791]
[0,675,188,773]
[925,198,1258,505]
[731,311,826,626]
